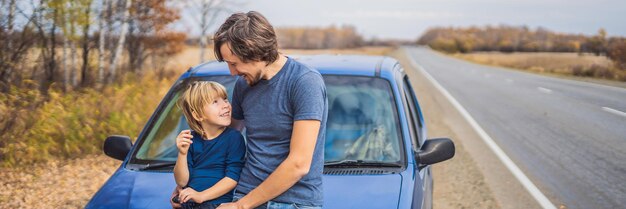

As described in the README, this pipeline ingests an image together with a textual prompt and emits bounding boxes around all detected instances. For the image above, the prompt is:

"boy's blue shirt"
[186,127,245,204]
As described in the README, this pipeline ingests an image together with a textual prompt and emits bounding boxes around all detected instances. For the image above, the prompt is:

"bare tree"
[108,0,131,83]
[198,0,218,63]
[31,0,60,93]
[182,0,243,63]
[79,0,93,87]
[49,0,79,90]
[0,0,19,89]
[97,0,108,84]
[56,0,69,90]
[6,0,17,49]
[63,27,69,89]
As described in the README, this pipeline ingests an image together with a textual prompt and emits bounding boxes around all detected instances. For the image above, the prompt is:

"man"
[172,11,327,209]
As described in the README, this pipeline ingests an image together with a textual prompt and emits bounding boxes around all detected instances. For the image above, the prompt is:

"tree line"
[0,0,249,166]
[417,25,626,69]
[0,0,248,94]
[275,25,365,49]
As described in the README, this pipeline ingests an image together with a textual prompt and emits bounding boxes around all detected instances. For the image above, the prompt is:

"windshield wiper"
[135,161,176,171]
[324,159,402,167]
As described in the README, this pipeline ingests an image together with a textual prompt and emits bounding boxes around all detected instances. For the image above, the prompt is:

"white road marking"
[602,107,626,118]
[538,87,553,94]
[506,79,514,83]
[404,48,557,209]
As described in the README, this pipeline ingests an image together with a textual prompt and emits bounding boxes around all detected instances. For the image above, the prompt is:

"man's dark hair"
[213,11,278,64]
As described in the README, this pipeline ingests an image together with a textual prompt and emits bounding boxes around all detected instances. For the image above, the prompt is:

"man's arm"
[221,120,320,209]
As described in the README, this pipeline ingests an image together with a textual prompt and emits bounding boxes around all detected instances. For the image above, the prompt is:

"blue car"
[86,55,455,209]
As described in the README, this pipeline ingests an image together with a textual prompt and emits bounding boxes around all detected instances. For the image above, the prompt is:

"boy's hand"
[179,187,204,204]
[170,186,182,208]
[176,130,193,155]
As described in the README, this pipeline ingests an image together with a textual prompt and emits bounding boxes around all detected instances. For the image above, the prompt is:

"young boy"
[173,81,245,209]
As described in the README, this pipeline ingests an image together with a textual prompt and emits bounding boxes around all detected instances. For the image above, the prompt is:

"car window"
[404,76,423,130]
[324,75,403,164]
[132,76,236,162]
[402,76,420,150]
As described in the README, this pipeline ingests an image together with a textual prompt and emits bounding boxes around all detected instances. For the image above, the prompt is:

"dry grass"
[453,52,626,82]
[454,52,612,73]
[0,155,119,209]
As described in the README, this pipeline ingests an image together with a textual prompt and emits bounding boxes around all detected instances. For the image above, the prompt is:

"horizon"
[176,0,626,40]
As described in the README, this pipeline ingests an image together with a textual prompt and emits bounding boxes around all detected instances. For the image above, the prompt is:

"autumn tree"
[125,0,186,76]
[419,25,596,54]
[582,28,608,56]
[1,0,188,91]
[607,38,626,70]
[276,25,364,49]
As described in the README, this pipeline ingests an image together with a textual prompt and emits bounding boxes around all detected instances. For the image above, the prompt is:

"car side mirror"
[415,138,455,165]
[103,135,132,161]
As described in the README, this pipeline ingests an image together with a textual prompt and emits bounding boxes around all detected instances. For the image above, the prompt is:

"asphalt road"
[404,46,626,209]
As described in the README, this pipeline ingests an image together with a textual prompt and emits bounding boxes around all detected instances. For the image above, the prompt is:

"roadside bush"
[0,73,175,167]
[590,64,614,79]
[429,39,459,53]
[571,64,616,79]
[572,65,593,77]
[607,39,626,70]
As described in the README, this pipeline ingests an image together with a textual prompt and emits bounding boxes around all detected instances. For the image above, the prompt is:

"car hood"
[87,168,403,209]
[322,173,402,209]
[86,168,176,209]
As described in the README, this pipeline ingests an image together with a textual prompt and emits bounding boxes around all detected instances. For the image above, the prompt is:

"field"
[452,52,626,83]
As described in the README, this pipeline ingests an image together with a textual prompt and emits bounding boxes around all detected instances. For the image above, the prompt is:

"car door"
[401,72,433,209]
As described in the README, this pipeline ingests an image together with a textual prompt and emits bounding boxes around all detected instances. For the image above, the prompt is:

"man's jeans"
[233,195,321,209]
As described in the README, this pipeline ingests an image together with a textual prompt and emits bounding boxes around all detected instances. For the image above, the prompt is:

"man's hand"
[176,130,193,155]
[216,202,244,209]
[170,186,182,208]
[179,187,205,203]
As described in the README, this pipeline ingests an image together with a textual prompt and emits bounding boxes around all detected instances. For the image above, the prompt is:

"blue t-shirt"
[186,127,246,204]
[231,57,328,206]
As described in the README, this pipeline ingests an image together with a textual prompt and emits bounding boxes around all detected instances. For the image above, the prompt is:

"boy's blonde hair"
[177,81,228,135]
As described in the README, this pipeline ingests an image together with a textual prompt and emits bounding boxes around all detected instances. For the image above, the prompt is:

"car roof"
[186,54,402,78]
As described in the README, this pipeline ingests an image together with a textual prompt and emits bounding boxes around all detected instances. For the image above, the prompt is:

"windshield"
[324,76,402,164]
[130,75,402,166]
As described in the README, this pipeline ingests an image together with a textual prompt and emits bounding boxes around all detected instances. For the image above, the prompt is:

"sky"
[179,0,626,40]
